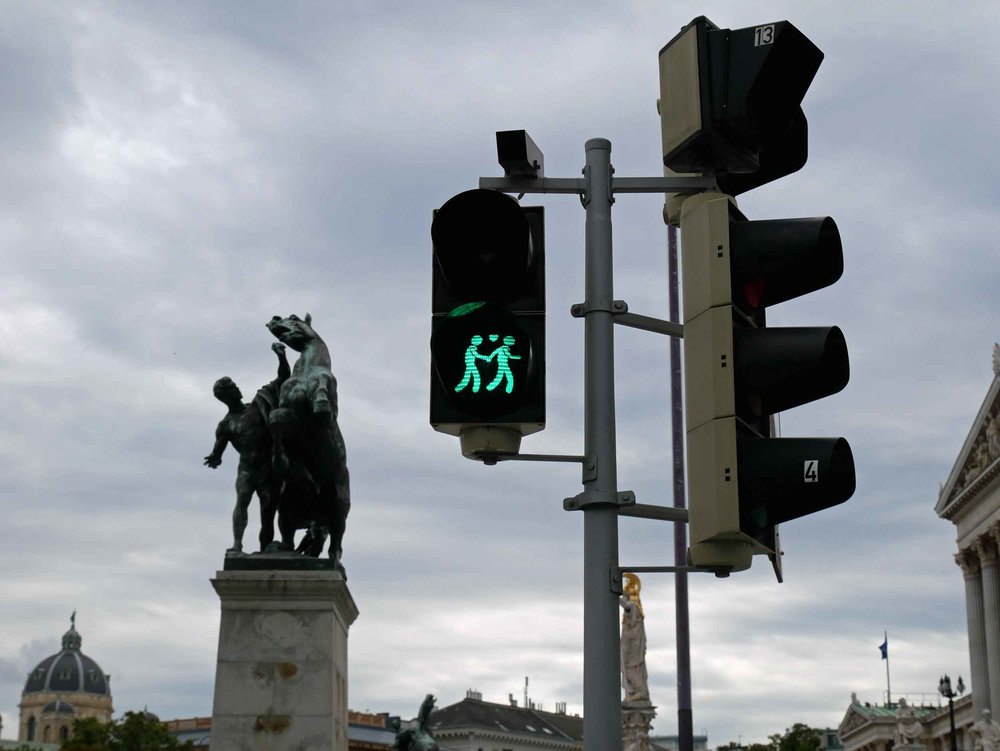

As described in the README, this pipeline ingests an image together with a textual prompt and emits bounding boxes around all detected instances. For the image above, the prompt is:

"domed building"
[18,615,113,744]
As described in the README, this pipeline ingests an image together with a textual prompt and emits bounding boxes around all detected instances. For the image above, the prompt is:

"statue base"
[622,701,656,751]
[223,551,344,573]
[894,745,927,751]
[209,569,358,751]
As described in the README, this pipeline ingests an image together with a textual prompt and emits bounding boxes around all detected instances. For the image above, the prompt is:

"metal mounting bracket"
[473,451,587,466]
[570,300,628,317]
[479,174,717,196]
[563,484,630,512]
[571,300,684,338]
[613,311,683,339]
[617,504,689,523]
[610,563,733,593]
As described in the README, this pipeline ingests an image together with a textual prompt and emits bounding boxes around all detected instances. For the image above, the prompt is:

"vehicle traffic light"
[658,16,824,195]
[430,188,545,457]
[680,191,855,574]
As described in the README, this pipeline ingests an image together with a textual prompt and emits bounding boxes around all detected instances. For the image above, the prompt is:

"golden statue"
[620,573,649,703]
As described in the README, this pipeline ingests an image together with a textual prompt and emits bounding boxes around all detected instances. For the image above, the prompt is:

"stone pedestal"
[894,744,927,751]
[622,701,656,751]
[210,568,358,751]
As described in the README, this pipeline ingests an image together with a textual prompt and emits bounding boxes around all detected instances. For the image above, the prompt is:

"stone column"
[209,568,358,751]
[986,526,1000,719]
[957,548,990,715]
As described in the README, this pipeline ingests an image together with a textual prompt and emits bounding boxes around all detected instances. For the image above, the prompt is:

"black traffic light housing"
[681,192,855,576]
[658,16,824,195]
[430,189,545,457]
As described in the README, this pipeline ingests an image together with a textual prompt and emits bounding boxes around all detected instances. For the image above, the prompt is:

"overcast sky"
[1,0,995,745]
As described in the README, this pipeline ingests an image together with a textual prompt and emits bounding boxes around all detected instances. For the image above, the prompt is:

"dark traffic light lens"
[738,436,855,532]
[432,189,533,304]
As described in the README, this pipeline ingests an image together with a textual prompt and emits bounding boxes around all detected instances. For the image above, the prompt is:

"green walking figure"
[487,335,520,394]
[456,335,490,393]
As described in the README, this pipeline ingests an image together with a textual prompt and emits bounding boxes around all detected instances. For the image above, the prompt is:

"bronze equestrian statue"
[205,314,350,574]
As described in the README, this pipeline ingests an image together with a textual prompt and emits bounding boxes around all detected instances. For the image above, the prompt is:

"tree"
[778,723,823,751]
[719,723,824,751]
[61,711,194,751]
[60,717,108,751]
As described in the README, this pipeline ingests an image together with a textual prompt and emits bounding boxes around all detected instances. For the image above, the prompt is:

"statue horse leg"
[314,422,350,572]
[269,407,293,479]
[331,423,350,563]
[309,371,334,422]
[328,470,350,564]
[257,481,278,551]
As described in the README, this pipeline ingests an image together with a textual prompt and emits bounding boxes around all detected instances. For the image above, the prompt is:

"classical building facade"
[17,615,113,744]
[838,695,975,751]
[935,345,1000,721]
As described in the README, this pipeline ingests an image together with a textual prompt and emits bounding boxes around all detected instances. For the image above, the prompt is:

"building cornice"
[937,369,1000,520]
[435,724,580,749]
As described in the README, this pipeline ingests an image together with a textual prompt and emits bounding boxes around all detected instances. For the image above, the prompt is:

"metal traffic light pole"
[579,138,623,750]
[480,137,714,751]
[668,221,695,751]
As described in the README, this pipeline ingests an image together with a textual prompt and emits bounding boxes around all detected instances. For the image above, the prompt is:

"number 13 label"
[755,24,775,46]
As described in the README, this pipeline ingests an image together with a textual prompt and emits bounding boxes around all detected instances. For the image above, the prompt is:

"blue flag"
[879,638,888,659]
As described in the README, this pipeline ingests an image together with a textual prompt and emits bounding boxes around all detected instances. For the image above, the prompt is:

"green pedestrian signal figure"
[456,335,490,393]
[487,335,520,394]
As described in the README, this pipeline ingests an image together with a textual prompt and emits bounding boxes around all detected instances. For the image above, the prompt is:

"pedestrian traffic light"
[680,191,855,574]
[658,16,824,195]
[430,188,545,458]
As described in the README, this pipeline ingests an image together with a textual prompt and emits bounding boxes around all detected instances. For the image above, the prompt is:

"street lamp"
[938,674,966,751]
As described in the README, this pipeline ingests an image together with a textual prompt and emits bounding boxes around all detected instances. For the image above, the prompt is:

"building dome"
[23,615,110,697]
[18,614,114,745]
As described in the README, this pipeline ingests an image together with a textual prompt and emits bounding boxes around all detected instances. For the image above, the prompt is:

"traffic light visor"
[738,436,855,531]
[731,216,842,310]
[734,325,849,418]
[432,189,533,304]
[659,16,823,183]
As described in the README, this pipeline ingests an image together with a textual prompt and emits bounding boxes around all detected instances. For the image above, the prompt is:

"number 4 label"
[754,25,775,46]
[804,460,819,483]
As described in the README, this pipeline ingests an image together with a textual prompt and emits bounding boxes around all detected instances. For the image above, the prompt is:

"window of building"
[60,726,69,740]
[27,716,36,741]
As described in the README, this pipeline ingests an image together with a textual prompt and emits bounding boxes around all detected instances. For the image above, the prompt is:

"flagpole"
[884,631,892,706]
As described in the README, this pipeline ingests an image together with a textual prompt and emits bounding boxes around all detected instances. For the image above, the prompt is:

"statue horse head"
[266,313,323,354]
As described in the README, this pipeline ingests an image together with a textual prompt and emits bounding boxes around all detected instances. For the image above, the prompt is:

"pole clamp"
[563,488,634,511]
[570,300,628,317]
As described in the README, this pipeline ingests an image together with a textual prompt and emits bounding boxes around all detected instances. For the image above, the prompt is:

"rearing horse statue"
[265,313,350,572]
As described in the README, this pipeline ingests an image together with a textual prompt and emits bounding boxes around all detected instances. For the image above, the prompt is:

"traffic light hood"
[431,189,533,305]
[659,16,824,194]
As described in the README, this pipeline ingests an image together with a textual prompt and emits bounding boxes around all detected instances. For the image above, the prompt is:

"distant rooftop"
[430,695,583,742]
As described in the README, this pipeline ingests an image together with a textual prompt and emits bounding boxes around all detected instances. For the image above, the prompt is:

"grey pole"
[669,222,694,751]
[581,138,622,751]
